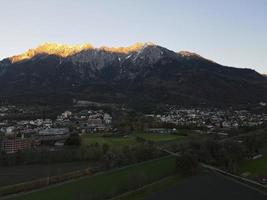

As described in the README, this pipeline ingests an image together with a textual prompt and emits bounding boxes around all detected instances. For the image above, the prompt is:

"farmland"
[114,171,267,200]
[0,162,96,187]
[0,133,184,192]
[8,156,176,200]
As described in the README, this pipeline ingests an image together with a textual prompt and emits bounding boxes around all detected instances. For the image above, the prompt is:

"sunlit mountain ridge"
[9,42,157,63]
[1,41,266,107]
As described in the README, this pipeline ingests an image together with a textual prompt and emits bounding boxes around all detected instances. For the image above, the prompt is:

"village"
[0,107,112,154]
[1,105,267,154]
[153,107,267,131]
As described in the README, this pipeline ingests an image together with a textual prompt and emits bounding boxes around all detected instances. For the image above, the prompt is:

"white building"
[103,113,112,124]
[38,128,70,141]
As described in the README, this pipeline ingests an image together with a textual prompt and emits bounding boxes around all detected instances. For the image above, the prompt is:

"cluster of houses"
[150,108,267,130]
[0,108,112,153]
[55,110,112,133]
[1,104,266,154]
[0,105,37,117]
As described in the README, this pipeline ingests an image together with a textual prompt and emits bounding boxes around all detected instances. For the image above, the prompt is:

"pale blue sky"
[0,0,266,73]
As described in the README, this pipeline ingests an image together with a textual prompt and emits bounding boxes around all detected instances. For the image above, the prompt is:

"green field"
[0,161,92,187]
[239,155,267,176]
[113,175,180,200]
[81,133,186,147]
[9,156,177,200]
[81,135,136,147]
[133,134,185,142]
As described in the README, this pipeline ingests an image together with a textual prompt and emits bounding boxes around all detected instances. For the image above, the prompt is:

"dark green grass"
[239,155,267,176]
[81,134,136,147]
[81,133,186,148]
[0,161,92,187]
[9,156,176,200]
[132,133,185,142]
[112,175,180,200]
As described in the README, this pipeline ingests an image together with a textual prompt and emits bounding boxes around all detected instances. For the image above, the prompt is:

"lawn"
[132,134,185,142]
[239,155,267,176]
[81,133,186,148]
[81,134,136,147]
[9,156,177,200]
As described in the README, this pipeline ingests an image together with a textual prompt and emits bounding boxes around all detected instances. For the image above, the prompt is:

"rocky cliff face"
[0,42,266,108]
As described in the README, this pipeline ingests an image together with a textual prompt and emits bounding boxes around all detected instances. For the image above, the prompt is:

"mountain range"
[0,42,266,109]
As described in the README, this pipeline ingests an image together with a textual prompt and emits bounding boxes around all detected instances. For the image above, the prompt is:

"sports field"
[81,134,136,146]
[133,134,185,142]
[81,133,186,147]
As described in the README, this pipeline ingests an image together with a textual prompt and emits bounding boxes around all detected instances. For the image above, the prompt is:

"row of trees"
[177,130,267,173]
[173,127,267,175]
[0,141,162,167]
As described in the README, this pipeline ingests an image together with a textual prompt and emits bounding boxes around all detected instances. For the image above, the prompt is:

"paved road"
[146,172,266,200]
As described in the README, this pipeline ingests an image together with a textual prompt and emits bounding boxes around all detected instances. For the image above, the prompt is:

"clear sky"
[0,0,266,73]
